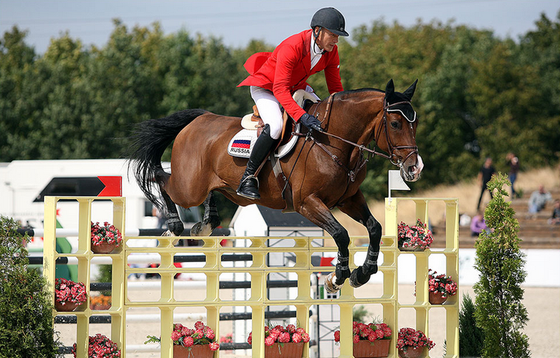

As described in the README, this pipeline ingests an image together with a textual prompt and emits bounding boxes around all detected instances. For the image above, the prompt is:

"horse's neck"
[329,94,383,145]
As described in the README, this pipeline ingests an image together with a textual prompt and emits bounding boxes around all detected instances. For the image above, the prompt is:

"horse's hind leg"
[338,191,382,288]
[191,192,221,236]
[160,189,185,236]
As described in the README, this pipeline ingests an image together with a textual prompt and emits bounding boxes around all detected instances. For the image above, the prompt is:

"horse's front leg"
[299,195,351,294]
[337,190,382,288]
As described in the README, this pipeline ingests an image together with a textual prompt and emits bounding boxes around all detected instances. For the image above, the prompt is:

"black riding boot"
[236,124,277,200]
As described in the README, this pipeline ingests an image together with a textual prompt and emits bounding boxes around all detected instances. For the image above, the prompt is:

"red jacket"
[238,29,344,121]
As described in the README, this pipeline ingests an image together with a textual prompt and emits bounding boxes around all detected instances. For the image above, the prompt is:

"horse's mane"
[336,88,385,100]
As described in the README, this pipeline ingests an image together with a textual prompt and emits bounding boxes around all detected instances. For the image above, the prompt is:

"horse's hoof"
[325,272,343,294]
[191,222,212,236]
[349,267,369,288]
[161,230,180,245]
[167,219,184,236]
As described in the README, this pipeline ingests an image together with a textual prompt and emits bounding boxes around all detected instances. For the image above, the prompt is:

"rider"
[236,7,349,200]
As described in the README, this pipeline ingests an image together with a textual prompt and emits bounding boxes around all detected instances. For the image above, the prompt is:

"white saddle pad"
[228,90,317,159]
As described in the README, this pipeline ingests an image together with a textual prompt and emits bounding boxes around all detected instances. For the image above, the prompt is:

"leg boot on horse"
[236,124,278,200]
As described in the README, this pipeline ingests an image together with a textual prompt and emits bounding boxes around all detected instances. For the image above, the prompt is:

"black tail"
[128,109,207,211]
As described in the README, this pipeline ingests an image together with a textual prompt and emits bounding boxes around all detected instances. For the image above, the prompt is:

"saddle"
[228,90,318,211]
[228,90,318,159]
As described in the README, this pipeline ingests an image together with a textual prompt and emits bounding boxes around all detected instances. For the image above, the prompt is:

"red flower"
[209,342,219,351]
[278,332,291,343]
[183,336,194,347]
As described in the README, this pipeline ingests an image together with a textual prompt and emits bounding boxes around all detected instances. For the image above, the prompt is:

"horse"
[128,79,423,293]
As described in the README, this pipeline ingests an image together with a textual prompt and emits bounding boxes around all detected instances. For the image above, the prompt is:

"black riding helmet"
[310,7,349,37]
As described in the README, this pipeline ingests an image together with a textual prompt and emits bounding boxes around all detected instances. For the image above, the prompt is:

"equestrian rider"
[236,7,349,200]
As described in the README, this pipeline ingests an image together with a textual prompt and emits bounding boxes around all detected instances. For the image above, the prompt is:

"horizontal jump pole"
[28,253,254,265]
[55,309,308,324]
[84,280,298,291]
[18,227,232,237]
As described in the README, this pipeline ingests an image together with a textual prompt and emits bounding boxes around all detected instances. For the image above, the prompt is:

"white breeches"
[250,86,283,140]
[250,86,320,140]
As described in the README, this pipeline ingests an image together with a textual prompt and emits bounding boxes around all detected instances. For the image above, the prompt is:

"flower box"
[90,294,112,310]
[335,322,392,358]
[398,219,433,251]
[265,342,304,357]
[428,269,457,304]
[55,278,87,311]
[248,324,309,358]
[173,344,214,358]
[72,334,120,357]
[145,321,219,355]
[396,328,434,357]
[91,221,122,253]
[398,345,425,358]
[353,339,391,357]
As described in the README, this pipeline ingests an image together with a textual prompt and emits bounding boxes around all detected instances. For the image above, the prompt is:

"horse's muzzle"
[401,154,424,182]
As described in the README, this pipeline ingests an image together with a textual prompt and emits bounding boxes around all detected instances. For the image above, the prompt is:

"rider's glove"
[299,113,323,132]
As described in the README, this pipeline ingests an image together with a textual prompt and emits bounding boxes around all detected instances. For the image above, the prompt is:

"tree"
[473,174,530,357]
[459,294,484,357]
[0,216,60,357]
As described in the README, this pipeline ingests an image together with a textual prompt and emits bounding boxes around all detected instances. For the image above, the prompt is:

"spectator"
[477,157,496,211]
[528,185,553,214]
[506,152,520,198]
[549,199,560,225]
[470,210,487,237]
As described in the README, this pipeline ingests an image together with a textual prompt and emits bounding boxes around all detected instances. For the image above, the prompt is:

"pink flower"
[265,336,276,346]
[209,342,220,351]
[171,331,181,341]
[183,336,194,347]
[334,330,340,342]
[194,321,205,330]
[301,333,310,343]
[292,333,302,343]
[353,334,360,343]
[278,332,291,343]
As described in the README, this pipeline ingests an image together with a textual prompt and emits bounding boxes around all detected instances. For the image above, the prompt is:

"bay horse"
[128,79,423,293]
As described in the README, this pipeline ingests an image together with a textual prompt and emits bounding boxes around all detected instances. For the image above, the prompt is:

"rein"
[293,93,418,182]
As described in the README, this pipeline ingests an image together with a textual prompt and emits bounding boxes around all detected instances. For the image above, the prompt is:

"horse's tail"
[128,109,207,211]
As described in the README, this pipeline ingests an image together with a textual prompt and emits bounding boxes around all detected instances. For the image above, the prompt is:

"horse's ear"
[385,79,395,96]
[403,79,418,100]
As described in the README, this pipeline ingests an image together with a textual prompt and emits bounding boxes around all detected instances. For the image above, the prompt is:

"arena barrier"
[43,196,459,358]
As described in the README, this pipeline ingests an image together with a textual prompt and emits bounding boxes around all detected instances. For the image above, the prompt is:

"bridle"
[294,92,419,182]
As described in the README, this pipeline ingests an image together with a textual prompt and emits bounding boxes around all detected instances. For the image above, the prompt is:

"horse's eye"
[390,121,399,129]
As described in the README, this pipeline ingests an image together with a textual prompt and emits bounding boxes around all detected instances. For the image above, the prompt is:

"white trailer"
[0,159,201,251]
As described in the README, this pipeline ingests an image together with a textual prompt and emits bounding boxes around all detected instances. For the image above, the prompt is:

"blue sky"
[1,0,559,53]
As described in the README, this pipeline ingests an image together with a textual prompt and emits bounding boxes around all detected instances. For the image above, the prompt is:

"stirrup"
[236,175,260,199]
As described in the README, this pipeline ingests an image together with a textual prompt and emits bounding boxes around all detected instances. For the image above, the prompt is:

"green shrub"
[473,174,530,357]
[459,294,484,357]
[0,216,60,357]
